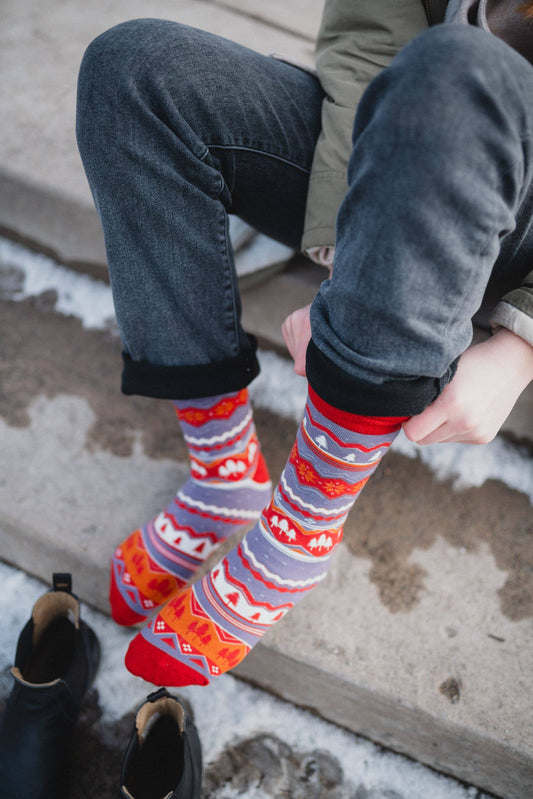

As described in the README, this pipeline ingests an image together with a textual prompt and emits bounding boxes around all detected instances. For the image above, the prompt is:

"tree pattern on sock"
[110,390,272,626]
[125,389,407,686]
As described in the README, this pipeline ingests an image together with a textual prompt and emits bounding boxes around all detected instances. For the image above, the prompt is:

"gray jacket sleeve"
[300,0,429,252]
[491,275,533,347]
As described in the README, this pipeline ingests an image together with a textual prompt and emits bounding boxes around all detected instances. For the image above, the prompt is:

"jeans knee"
[354,23,527,157]
[400,24,485,74]
[79,19,179,95]
[77,19,200,158]
[388,24,525,116]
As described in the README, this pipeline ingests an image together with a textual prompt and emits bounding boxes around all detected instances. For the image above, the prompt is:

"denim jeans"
[77,20,533,415]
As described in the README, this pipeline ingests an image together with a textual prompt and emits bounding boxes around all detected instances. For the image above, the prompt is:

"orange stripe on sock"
[122,530,182,603]
[160,592,249,672]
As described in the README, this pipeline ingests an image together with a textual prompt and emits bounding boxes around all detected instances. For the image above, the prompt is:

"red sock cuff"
[308,387,409,435]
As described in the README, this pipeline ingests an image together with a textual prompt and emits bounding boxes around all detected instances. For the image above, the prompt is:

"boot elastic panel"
[121,688,202,799]
[15,590,79,685]
[0,573,100,799]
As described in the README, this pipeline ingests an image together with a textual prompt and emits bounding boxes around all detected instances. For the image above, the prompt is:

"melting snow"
[0,562,487,799]
[1,234,532,511]
[0,234,533,510]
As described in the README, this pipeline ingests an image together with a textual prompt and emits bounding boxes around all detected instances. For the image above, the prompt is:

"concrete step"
[2,1,533,796]
[0,0,315,269]
[0,249,533,798]
[208,0,324,41]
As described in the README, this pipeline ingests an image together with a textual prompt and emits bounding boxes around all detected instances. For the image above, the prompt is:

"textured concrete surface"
[0,283,532,798]
[3,0,530,438]
[0,0,318,268]
[2,1,533,797]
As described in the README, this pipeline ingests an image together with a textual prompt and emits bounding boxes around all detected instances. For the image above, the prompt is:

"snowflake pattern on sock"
[125,389,406,684]
[110,390,271,625]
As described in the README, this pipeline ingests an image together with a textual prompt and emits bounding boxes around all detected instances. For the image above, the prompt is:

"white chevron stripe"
[280,473,354,516]
[302,418,381,468]
[259,519,332,563]
[242,535,328,587]
[202,577,264,638]
[184,410,252,446]
[188,476,272,492]
[177,490,261,519]
[210,562,291,625]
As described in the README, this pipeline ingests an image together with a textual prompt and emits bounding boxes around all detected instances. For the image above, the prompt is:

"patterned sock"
[110,389,272,626]
[125,388,407,685]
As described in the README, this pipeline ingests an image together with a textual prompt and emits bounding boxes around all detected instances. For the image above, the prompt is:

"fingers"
[281,305,312,377]
[402,403,448,444]
[281,317,293,355]
[403,402,496,445]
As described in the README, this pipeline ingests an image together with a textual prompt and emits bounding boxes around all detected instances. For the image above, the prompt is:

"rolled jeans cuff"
[122,334,260,399]
[306,340,458,417]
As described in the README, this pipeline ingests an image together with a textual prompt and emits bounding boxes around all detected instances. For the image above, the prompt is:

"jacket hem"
[301,226,337,251]
[301,172,347,251]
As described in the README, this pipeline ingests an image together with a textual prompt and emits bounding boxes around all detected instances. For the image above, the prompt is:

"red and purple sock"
[110,389,271,625]
[125,388,407,685]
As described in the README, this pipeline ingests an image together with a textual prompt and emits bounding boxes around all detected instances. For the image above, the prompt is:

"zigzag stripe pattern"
[184,409,253,447]
[240,534,328,588]
[126,391,406,685]
[109,390,271,626]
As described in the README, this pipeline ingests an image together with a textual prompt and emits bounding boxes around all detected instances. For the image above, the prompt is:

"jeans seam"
[217,203,240,355]
[207,143,310,175]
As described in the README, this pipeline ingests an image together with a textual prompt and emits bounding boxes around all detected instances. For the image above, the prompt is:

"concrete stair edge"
[1,509,530,799]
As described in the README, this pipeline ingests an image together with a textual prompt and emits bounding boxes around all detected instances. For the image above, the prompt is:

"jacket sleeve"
[301,0,429,253]
[491,275,533,347]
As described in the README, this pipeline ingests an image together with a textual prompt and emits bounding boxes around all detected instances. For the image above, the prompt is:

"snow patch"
[2,235,532,507]
[393,431,533,505]
[0,237,115,330]
[0,562,488,799]
[250,350,307,423]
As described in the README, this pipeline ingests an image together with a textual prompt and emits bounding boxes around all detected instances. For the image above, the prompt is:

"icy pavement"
[0,562,490,799]
[1,234,530,797]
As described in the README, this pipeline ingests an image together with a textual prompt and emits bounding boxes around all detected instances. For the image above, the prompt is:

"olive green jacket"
[302,0,533,346]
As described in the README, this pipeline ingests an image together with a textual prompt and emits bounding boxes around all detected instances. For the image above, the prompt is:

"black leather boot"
[0,573,100,799]
[120,688,203,799]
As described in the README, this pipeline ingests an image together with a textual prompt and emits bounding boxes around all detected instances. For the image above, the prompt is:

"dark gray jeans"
[76,20,533,415]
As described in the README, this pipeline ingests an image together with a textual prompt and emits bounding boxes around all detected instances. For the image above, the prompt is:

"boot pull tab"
[52,573,72,593]
[147,687,171,703]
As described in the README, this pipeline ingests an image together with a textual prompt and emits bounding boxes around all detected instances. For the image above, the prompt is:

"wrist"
[489,327,533,386]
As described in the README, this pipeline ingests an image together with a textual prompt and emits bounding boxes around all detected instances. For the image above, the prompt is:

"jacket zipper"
[422,0,448,25]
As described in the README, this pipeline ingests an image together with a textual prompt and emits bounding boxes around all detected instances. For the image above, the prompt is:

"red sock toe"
[125,632,209,687]
[109,570,149,627]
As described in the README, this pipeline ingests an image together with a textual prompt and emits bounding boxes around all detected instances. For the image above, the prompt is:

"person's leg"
[76,19,323,623]
[126,390,406,685]
[76,19,323,393]
[308,24,533,416]
[109,390,272,625]
[124,25,533,685]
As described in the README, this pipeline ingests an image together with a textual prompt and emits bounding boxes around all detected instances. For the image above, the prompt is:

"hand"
[403,328,533,445]
[281,304,312,377]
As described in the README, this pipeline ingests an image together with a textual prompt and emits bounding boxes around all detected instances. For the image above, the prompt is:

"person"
[76,0,533,686]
